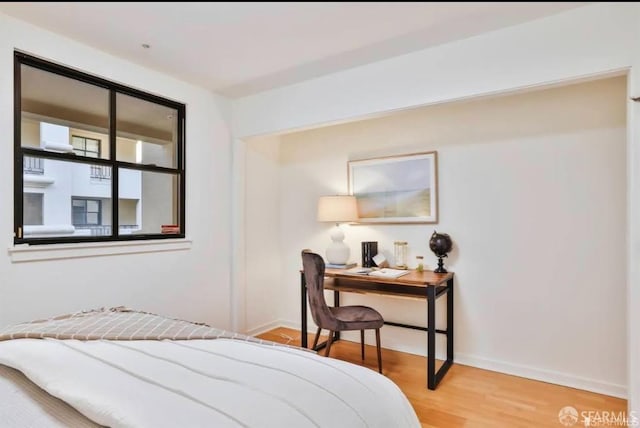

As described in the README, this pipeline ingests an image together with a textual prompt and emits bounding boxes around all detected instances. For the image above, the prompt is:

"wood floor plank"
[257,327,627,427]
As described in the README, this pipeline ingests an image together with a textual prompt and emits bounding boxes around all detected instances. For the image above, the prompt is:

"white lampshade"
[317,195,358,223]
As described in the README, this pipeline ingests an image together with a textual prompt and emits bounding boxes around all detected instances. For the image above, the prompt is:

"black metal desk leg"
[301,273,308,349]
[427,285,436,390]
[334,289,341,341]
[447,278,454,362]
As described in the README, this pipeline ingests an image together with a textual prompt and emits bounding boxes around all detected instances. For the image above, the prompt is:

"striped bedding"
[0,307,292,345]
[0,309,420,428]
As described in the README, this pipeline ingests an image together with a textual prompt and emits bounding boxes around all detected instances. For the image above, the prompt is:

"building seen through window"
[15,52,185,244]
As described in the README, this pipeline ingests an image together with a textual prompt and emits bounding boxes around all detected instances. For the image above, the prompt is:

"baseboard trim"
[244,320,283,337]
[455,353,627,399]
[264,320,627,399]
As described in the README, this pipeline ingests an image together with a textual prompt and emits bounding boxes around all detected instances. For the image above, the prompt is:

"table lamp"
[317,195,358,265]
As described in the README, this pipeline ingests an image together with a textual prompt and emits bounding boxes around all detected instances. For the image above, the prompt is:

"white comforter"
[0,338,419,428]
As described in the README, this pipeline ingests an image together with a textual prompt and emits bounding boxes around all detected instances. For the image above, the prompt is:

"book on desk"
[344,267,411,278]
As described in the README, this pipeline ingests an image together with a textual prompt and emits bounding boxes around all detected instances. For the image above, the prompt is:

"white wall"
[118,169,142,200]
[628,13,640,415]
[0,13,233,329]
[71,164,111,199]
[21,119,39,147]
[249,77,628,397]
[232,3,637,139]
[235,3,639,402]
[41,158,73,225]
[243,136,282,334]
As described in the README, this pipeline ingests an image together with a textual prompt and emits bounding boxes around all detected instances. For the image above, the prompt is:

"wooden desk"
[300,268,454,390]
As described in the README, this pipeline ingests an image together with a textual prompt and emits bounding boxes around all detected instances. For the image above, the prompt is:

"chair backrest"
[301,251,338,331]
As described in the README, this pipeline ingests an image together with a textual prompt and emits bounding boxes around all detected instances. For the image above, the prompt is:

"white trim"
[455,353,627,399]
[8,238,192,263]
[267,320,626,399]
[230,137,247,333]
[245,320,283,337]
[277,319,304,332]
[23,175,55,187]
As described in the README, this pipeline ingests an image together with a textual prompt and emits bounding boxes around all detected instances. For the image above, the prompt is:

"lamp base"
[326,224,350,265]
[326,243,350,265]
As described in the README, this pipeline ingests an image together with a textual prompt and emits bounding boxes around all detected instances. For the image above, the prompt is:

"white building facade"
[23,122,142,238]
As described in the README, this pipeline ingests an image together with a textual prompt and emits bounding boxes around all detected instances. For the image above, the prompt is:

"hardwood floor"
[257,327,627,427]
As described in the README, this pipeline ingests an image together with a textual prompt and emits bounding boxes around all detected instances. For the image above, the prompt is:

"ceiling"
[0,2,588,98]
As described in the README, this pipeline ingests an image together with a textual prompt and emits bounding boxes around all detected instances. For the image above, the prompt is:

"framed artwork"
[348,151,438,224]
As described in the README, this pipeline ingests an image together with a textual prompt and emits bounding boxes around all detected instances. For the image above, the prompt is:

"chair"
[301,251,384,373]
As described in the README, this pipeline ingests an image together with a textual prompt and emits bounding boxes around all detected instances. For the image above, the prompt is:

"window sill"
[8,238,192,263]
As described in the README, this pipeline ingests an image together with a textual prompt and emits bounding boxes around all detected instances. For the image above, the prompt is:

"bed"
[0,307,420,427]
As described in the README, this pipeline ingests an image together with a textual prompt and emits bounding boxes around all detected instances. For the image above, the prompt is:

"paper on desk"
[345,267,373,275]
[368,268,410,278]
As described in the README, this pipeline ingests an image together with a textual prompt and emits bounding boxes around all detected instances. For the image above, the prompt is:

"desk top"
[323,268,453,287]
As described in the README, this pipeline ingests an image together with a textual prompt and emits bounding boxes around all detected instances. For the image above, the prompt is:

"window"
[23,193,43,225]
[71,136,101,158]
[72,198,102,226]
[14,52,186,244]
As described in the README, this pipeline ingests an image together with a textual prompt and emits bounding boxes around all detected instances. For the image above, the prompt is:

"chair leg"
[325,330,335,357]
[312,327,321,350]
[360,330,365,360]
[375,328,382,374]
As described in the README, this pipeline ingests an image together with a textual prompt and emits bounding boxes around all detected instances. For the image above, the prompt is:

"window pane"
[72,210,85,225]
[23,193,43,225]
[86,200,99,212]
[118,168,178,235]
[116,93,177,168]
[85,139,100,153]
[22,157,112,238]
[20,65,110,158]
[71,135,101,158]
[86,213,99,224]
[71,136,85,148]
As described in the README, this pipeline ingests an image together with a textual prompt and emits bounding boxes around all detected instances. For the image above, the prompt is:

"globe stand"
[434,255,448,273]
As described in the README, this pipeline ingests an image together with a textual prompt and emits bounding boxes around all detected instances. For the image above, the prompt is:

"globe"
[429,231,452,257]
[429,231,453,273]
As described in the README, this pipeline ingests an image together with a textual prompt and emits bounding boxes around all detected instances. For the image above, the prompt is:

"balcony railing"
[90,165,111,180]
[24,156,44,175]
[75,225,139,236]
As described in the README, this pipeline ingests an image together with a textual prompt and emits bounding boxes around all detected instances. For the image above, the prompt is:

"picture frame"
[348,151,438,224]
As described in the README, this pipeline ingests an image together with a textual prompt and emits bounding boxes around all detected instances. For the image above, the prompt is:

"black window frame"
[14,52,186,245]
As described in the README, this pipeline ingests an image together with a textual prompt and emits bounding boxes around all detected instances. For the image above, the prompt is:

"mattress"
[0,308,420,427]
[0,364,100,427]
